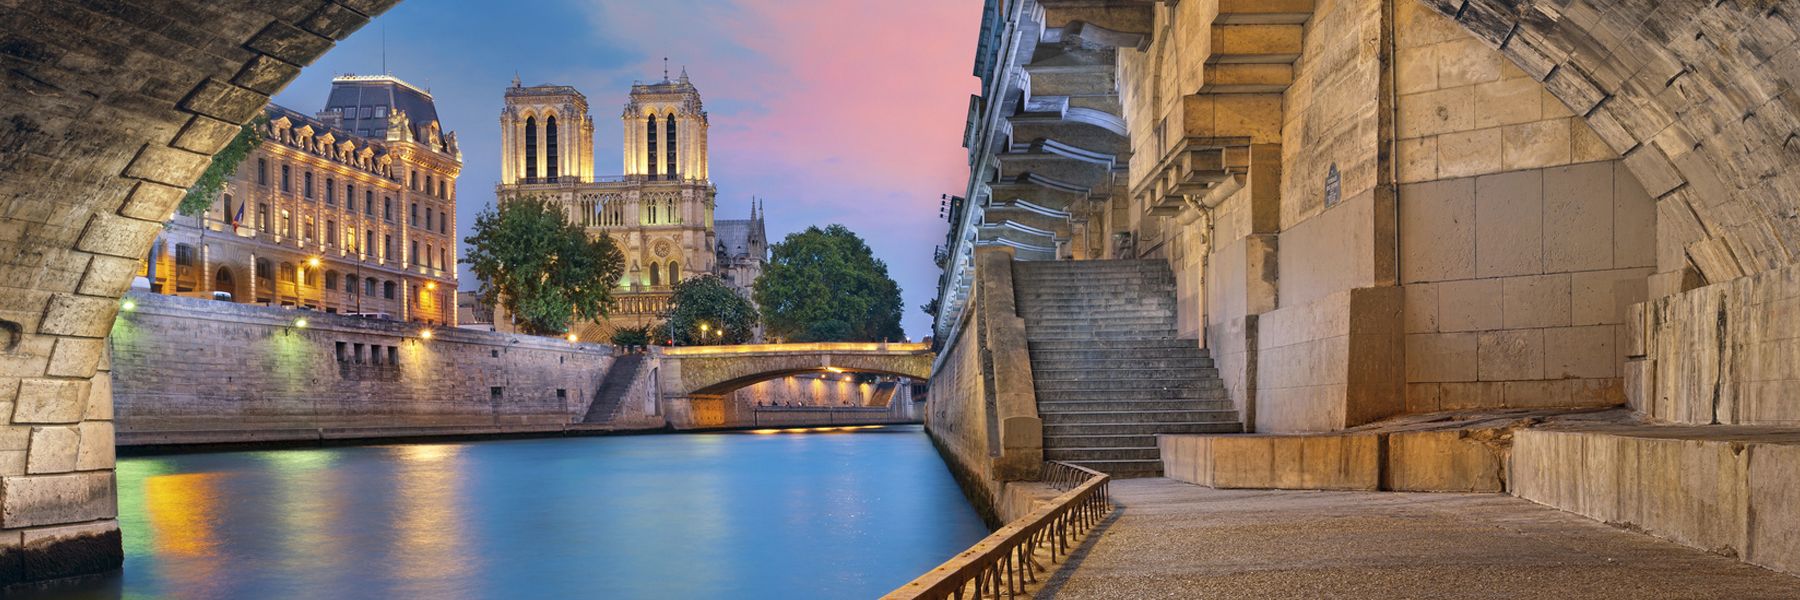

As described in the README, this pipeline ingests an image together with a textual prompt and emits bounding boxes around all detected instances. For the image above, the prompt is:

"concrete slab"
[1039,478,1800,599]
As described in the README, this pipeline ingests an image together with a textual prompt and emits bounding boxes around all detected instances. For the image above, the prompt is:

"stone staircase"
[582,354,646,424]
[1013,259,1241,477]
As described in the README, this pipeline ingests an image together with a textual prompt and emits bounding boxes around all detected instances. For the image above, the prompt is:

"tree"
[753,224,905,342]
[664,274,759,345]
[178,115,265,217]
[610,324,653,351]
[463,196,625,336]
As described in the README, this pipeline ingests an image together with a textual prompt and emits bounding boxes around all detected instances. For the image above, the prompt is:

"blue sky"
[275,0,983,338]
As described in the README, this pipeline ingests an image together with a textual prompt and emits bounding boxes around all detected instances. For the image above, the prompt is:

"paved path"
[1040,478,1800,599]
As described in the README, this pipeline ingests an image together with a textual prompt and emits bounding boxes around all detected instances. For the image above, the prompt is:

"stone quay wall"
[108,292,657,446]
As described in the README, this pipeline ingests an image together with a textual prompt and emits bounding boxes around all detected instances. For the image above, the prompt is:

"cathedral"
[495,72,767,340]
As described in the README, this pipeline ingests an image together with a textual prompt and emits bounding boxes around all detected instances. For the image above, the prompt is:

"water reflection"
[101,425,984,599]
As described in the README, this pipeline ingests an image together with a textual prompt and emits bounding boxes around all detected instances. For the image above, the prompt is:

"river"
[74,425,985,599]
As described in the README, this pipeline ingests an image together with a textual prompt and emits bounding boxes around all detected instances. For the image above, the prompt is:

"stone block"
[231,55,303,96]
[1502,118,1572,170]
[1478,329,1543,380]
[1405,333,1477,382]
[75,421,113,472]
[1435,381,1507,410]
[1396,45,1439,95]
[84,373,111,422]
[1436,278,1502,332]
[1542,325,1617,379]
[1437,38,1503,87]
[1398,87,1472,138]
[1613,164,1657,268]
[18,520,122,582]
[1398,178,1476,283]
[1163,433,1380,491]
[178,78,270,124]
[1385,428,1507,492]
[1472,78,1544,128]
[120,144,211,189]
[39,294,119,338]
[1475,169,1543,277]
[74,212,162,260]
[1542,161,1614,273]
[77,255,144,299]
[1746,443,1800,575]
[0,472,116,529]
[44,338,103,379]
[11,379,88,424]
[24,427,78,474]
[116,182,187,224]
[168,115,242,156]
[1396,137,1437,183]
[1502,273,1571,329]
[1402,283,1438,333]
[245,21,335,67]
[1570,268,1651,326]
[1569,118,1617,162]
[1435,127,1502,178]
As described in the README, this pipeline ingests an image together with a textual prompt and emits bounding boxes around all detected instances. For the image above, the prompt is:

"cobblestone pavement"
[1039,478,1800,599]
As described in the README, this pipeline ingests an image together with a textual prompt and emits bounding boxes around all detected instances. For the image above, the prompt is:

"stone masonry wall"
[108,292,641,445]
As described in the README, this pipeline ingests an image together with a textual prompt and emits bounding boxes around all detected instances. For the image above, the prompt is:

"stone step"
[1028,328,1179,338]
[1041,409,1239,425]
[1030,357,1215,370]
[1028,339,1200,351]
[1016,291,1174,300]
[1037,388,1230,402]
[1057,458,1166,478]
[1019,305,1177,315]
[1026,317,1176,327]
[1039,398,1235,412]
[1044,432,1166,446]
[1044,446,1162,461]
[1033,367,1220,380]
[1035,378,1222,391]
[1046,421,1245,436]
[1016,260,1167,272]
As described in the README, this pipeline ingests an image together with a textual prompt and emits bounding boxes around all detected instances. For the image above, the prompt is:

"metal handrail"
[883,462,1113,599]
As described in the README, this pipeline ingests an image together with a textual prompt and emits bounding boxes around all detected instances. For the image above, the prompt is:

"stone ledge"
[1160,407,1623,493]
[1512,423,1800,577]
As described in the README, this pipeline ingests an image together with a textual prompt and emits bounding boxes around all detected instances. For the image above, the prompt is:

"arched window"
[649,262,661,287]
[665,114,678,179]
[524,116,538,180]
[383,280,396,299]
[668,261,680,284]
[545,115,559,179]
[365,277,378,297]
[325,270,340,291]
[646,115,658,180]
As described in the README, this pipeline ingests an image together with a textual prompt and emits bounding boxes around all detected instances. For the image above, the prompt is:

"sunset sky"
[275,0,984,337]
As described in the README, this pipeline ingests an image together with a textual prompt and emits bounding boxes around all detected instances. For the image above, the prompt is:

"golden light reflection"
[144,472,223,559]
[391,443,473,599]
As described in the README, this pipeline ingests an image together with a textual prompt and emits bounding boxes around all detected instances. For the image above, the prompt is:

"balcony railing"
[882,462,1113,599]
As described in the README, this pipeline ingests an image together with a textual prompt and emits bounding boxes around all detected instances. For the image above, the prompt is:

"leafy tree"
[753,224,905,342]
[664,274,759,345]
[920,297,940,318]
[463,196,625,336]
[610,324,653,351]
[178,115,266,217]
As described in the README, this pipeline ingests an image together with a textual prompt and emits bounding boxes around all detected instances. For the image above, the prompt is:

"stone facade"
[494,75,767,340]
[107,292,645,445]
[143,75,461,325]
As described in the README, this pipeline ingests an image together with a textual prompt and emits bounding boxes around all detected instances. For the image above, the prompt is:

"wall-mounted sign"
[1324,162,1341,208]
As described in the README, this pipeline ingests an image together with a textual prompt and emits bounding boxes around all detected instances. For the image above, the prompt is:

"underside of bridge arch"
[1426,0,1800,284]
[671,353,933,398]
[0,0,397,584]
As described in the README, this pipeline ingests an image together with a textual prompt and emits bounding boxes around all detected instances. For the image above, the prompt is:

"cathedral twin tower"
[497,71,765,339]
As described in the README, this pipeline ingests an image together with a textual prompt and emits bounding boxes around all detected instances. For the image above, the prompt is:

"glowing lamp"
[293,318,309,328]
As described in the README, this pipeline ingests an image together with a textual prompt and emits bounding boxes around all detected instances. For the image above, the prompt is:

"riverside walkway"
[1040,479,1800,599]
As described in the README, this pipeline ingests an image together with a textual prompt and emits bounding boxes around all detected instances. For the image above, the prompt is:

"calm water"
[89,426,986,599]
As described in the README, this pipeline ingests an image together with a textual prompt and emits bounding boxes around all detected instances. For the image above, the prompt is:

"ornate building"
[142,74,462,324]
[496,72,766,340]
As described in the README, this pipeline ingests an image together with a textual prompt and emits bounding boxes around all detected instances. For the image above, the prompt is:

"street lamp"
[419,328,433,340]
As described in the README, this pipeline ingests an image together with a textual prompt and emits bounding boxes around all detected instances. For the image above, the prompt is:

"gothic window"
[649,261,661,287]
[524,116,538,180]
[646,115,658,179]
[668,261,680,284]
[546,116,559,179]
[666,114,678,180]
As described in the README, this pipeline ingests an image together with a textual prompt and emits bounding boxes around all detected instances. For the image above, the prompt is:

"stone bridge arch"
[659,344,933,398]
[1,0,1798,586]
